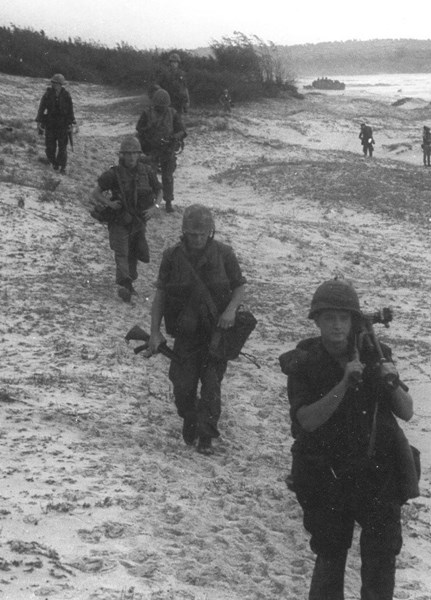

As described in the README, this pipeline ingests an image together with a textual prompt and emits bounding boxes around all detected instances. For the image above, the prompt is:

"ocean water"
[299,73,431,102]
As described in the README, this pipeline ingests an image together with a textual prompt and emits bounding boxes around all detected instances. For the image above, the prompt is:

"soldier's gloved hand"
[218,307,236,329]
[145,331,166,357]
[74,124,79,134]
[343,357,364,388]
[379,361,399,391]
[142,205,159,222]
[104,199,122,210]
[37,123,44,135]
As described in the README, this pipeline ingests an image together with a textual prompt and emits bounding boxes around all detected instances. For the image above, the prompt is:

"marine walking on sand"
[35,73,77,174]
[279,278,418,600]
[90,136,162,303]
[155,52,190,114]
[145,204,247,455]
[421,125,431,167]
[136,88,187,213]
[359,122,375,158]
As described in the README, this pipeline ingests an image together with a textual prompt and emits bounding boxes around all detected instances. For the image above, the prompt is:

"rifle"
[125,325,182,363]
[68,130,74,152]
[357,308,408,392]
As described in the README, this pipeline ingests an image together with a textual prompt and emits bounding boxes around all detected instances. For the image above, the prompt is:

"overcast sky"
[0,0,429,50]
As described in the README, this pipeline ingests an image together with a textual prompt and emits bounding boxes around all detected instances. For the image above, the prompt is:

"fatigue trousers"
[149,151,177,203]
[108,220,149,286]
[45,127,68,168]
[293,456,402,600]
[169,337,227,439]
[423,145,431,166]
[362,142,373,157]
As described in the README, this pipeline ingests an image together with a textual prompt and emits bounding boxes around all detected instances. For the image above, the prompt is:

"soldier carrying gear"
[146,204,247,455]
[154,53,190,114]
[90,135,162,302]
[35,73,77,174]
[136,88,187,213]
[279,278,415,600]
[359,122,375,158]
[422,125,431,167]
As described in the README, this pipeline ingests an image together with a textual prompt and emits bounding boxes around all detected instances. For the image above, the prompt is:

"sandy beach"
[0,73,430,600]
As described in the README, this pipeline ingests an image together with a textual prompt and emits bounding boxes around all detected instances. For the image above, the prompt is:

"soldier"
[422,125,431,166]
[90,136,162,302]
[146,205,247,455]
[359,122,375,157]
[156,53,190,114]
[279,279,415,600]
[136,88,187,213]
[36,74,77,174]
[218,88,233,113]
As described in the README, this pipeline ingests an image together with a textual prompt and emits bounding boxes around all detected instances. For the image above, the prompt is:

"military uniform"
[97,159,161,291]
[359,124,374,157]
[422,126,431,166]
[136,102,186,211]
[280,279,415,600]
[157,67,190,114]
[36,78,76,172]
[156,238,246,447]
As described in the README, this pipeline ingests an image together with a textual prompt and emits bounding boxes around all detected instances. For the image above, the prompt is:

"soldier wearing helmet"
[35,73,77,174]
[147,204,246,455]
[90,136,162,302]
[154,52,190,114]
[279,279,414,600]
[136,88,186,213]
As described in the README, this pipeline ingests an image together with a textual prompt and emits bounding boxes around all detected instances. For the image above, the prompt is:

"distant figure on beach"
[279,279,416,600]
[359,122,374,157]
[218,89,233,113]
[422,125,431,166]
[35,73,77,174]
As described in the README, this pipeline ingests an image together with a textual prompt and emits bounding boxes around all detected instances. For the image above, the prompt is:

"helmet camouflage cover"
[182,204,215,233]
[169,53,181,63]
[152,88,171,107]
[119,136,142,153]
[51,73,66,85]
[308,279,361,319]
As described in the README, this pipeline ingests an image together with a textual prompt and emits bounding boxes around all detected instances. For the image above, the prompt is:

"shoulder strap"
[179,248,219,321]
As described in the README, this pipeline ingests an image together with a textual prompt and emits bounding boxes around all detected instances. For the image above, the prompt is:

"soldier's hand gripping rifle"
[125,325,182,363]
[357,308,408,392]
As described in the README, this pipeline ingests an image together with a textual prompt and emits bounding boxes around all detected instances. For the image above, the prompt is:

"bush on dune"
[0,26,298,105]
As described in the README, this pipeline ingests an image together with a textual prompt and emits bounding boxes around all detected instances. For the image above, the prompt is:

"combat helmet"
[152,89,171,107]
[169,53,181,63]
[182,204,215,235]
[119,136,142,153]
[51,73,66,85]
[308,279,361,319]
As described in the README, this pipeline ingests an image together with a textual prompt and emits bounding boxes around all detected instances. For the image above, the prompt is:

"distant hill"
[191,39,431,78]
[280,39,431,77]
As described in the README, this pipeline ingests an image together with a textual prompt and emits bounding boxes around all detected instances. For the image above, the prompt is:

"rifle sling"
[179,249,219,325]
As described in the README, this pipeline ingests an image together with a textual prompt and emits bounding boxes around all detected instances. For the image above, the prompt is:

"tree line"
[0,26,298,104]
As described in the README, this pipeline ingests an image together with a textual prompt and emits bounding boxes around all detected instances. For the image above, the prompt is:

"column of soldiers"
[33,67,420,600]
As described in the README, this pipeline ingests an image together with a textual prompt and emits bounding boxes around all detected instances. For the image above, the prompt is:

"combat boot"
[197,436,214,456]
[165,200,174,213]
